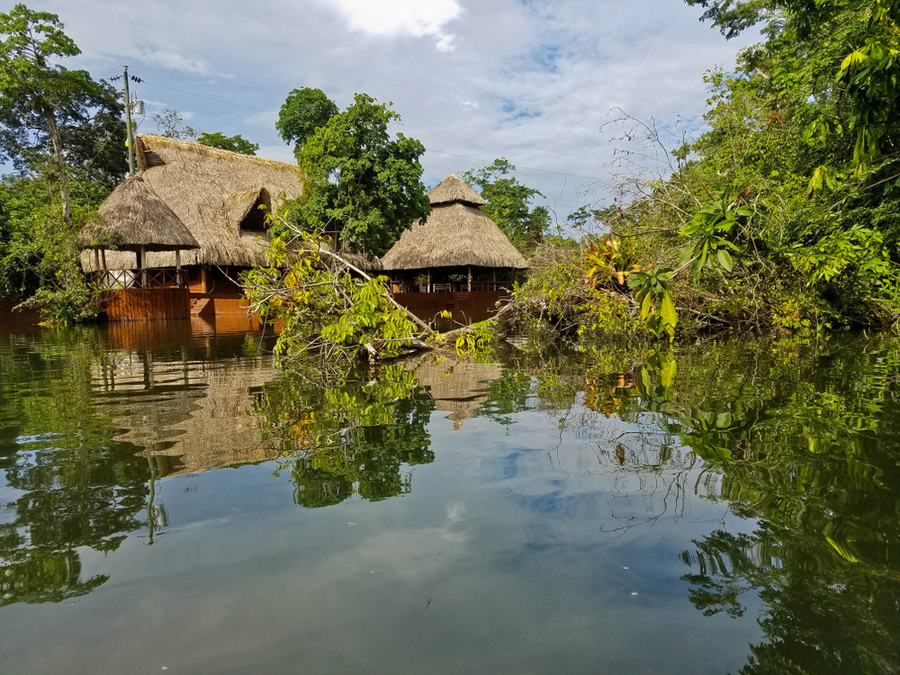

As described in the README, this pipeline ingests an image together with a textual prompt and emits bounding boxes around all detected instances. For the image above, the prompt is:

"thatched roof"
[79,175,199,252]
[80,134,305,271]
[379,175,528,271]
[409,358,502,431]
[427,173,486,206]
[93,346,280,475]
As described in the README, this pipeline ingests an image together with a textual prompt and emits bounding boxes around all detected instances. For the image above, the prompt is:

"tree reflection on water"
[255,364,436,508]
[485,338,900,675]
[1,327,899,674]
[0,332,147,606]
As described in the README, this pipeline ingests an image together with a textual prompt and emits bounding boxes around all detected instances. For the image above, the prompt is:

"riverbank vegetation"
[253,0,900,365]
[507,0,900,343]
[0,5,265,323]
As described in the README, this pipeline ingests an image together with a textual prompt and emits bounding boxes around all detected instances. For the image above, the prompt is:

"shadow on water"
[1,322,900,674]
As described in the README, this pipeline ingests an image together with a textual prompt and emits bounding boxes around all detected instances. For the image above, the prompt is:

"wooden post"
[176,249,182,288]
[467,266,472,292]
[427,268,431,294]
[201,266,209,294]
[492,268,496,291]
[136,245,147,288]
[123,67,136,176]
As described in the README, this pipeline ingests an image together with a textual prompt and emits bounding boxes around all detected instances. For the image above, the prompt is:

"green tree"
[196,131,259,155]
[276,87,339,151]
[462,158,551,253]
[686,0,900,175]
[0,4,107,228]
[292,93,430,255]
[581,0,900,337]
[0,174,100,319]
[0,5,128,320]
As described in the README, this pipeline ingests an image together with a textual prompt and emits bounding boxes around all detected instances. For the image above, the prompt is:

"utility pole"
[123,66,135,175]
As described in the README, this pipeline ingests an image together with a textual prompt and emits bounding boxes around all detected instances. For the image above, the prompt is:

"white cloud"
[138,49,211,75]
[319,0,463,50]
[20,0,761,218]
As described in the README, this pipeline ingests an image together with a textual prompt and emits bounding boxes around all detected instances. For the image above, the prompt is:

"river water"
[0,322,898,674]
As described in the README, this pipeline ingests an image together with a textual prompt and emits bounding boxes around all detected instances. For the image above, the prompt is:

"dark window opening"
[240,199,269,233]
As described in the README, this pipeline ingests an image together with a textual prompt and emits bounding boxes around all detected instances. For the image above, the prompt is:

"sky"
[20,0,759,224]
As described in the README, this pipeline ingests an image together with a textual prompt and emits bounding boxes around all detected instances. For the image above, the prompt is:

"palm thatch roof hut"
[79,175,199,276]
[80,134,306,272]
[79,175,199,252]
[380,175,526,293]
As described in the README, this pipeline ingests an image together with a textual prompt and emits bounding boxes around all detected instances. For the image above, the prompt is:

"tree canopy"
[276,87,339,151]
[288,92,430,256]
[0,4,125,320]
[0,3,115,228]
[196,131,259,155]
[462,159,551,253]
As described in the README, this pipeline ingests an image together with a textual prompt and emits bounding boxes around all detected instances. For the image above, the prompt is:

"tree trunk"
[44,113,72,230]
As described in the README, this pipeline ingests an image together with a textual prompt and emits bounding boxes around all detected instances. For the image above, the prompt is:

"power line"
[141,80,270,113]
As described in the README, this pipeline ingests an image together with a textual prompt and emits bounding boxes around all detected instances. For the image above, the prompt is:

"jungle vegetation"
[257,0,900,364]
[514,0,900,341]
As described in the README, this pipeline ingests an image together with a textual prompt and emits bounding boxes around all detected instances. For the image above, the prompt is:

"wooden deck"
[103,288,191,321]
[0,302,42,327]
[393,291,507,324]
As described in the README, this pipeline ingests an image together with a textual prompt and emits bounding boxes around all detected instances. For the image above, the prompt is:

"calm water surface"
[1,322,898,674]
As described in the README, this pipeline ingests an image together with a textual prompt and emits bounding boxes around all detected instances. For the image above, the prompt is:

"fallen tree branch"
[315,246,435,336]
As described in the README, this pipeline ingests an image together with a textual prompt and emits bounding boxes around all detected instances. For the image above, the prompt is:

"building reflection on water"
[0,318,511,605]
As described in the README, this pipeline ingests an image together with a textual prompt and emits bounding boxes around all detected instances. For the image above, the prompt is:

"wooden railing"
[92,268,187,290]
[422,281,508,293]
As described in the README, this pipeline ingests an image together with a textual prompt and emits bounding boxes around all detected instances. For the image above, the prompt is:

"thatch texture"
[379,202,528,271]
[81,134,304,271]
[79,175,199,252]
[409,358,502,431]
[94,350,281,475]
[426,173,486,206]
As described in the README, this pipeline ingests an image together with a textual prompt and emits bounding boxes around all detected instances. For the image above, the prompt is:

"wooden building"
[379,174,528,323]
[80,134,305,320]
[79,175,200,320]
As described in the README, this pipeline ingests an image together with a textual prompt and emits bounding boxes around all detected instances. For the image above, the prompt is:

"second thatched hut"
[380,174,527,294]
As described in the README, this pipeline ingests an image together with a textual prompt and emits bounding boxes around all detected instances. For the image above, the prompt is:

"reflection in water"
[488,340,900,674]
[255,364,435,507]
[0,331,149,606]
[1,327,900,674]
[0,323,282,604]
[410,358,502,430]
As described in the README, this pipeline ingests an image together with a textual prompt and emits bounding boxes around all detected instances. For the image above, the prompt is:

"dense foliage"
[0,4,125,321]
[277,90,430,256]
[276,87,339,151]
[461,158,551,254]
[514,0,900,343]
[612,0,900,334]
[243,228,428,367]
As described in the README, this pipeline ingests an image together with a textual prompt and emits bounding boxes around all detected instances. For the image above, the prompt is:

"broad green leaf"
[659,292,678,330]
[717,248,733,272]
[660,358,677,388]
